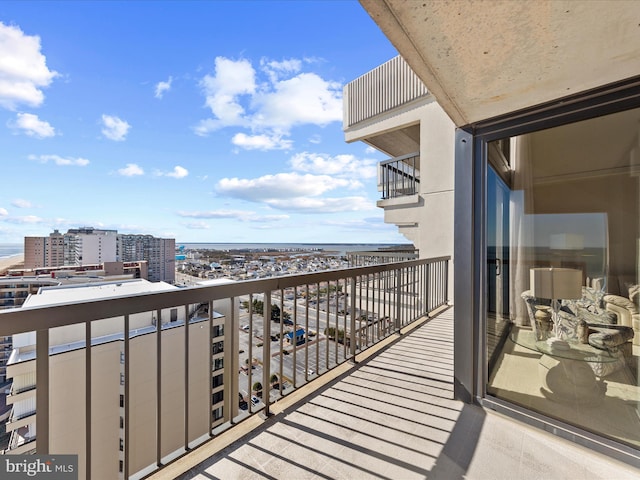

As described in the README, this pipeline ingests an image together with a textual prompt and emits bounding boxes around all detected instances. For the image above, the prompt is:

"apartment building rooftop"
[22,278,177,307]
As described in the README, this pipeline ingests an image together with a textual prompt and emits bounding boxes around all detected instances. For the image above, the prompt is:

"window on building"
[213,358,224,371]
[119,394,124,408]
[212,341,224,355]
[212,391,223,405]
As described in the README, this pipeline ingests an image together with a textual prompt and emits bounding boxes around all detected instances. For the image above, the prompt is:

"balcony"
[343,56,428,129]
[0,256,637,478]
[153,308,639,480]
[379,152,420,200]
[0,257,450,479]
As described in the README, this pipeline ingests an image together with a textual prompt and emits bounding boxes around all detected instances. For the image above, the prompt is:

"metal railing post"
[350,276,357,360]
[36,328,49,455]
[85,320,92,477]
[263,291,272,417]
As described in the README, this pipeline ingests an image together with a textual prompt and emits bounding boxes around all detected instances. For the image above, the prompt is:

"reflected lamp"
[530,267,582,337]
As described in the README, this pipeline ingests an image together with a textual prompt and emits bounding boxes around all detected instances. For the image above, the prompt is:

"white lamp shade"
[530,267,582,300]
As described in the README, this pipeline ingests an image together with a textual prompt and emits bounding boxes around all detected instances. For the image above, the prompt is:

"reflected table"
[509,330,619,405]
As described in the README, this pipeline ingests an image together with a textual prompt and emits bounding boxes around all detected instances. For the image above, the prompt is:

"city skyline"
[0,1,403,244]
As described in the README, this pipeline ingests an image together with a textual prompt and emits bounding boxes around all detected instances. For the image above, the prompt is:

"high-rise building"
[117,235,175,283]
[66,228,118,265]
[23,229,175,283]
[23,230,66,269]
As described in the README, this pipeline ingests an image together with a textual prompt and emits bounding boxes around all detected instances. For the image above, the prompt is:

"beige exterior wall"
[6,316,226,479]
[91,342,122,480]
[346,90,455,299]
[24,237,46,269]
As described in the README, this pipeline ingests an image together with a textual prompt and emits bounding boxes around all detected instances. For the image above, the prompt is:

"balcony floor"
[163,309,639,480]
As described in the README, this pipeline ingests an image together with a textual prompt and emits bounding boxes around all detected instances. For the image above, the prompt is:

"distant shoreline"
[0,254,25,275]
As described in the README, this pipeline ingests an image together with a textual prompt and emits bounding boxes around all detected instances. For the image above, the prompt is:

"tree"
[271,304,291,322]
[252,299,264,316]
[270,374,279,385]
[252,381,262,393]
[324,327,346,343]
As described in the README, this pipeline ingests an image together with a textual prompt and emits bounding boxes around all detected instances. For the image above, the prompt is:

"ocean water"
[0,244,23,260]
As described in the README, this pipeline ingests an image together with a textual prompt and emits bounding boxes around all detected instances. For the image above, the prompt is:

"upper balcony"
[343,56,427,158]
[379,151,420,200]
[344,56,429,129]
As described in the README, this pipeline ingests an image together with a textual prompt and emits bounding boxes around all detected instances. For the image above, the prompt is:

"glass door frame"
[453,76,640,465]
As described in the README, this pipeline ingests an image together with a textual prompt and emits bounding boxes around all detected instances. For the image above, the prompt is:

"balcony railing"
[0,257,449,479]
[343,56,429,127]
[379,152,420,199]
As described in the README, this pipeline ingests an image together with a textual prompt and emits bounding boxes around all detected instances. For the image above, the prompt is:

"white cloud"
[0,22,58,110]
[265,196,374,213]
[290,152,377,179]
[252,72,342,129]
[214,170,374,214]
[177,209,289,223]
[164,165,189,178]
[216,173,352,201]
[260,57,302,83]
[0,208,8,216]
[154,76,172,99]
[10,112,55,138]
[101,114,130,141]
[196,57,256,133]
[117,163,144,176]
[195,56,341,137]
[364,145,378,154]
[11,199,32,208]
[184,222,210,230]
[28,154,89,166]
[4,215,43,224]
[249,214,289,223]
[178,209,255,220]
[231,132,292,151]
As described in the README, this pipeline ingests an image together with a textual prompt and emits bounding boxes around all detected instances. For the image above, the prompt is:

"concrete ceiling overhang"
[360,0,640,127]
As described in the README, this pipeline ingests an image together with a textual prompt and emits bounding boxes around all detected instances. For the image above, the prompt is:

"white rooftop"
[22,279,178,308]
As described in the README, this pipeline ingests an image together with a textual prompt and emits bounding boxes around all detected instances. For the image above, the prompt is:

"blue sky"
[0,1,407,245]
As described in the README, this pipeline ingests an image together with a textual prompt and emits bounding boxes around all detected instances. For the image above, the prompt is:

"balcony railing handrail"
[379,151,420,168]
[0,256,450,478]
[0,257,448,337]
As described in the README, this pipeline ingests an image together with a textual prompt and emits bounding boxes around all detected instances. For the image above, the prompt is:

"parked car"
[242,324,250,331]
[251,395,260,405]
